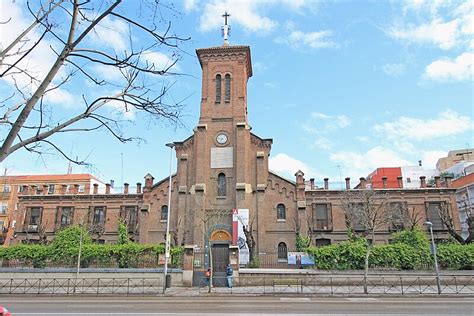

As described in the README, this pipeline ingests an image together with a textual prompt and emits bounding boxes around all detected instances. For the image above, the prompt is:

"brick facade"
[9,43,462,251]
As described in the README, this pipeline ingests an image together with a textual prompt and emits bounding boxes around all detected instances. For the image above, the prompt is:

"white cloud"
[184,0,199,12]
[0,2,63,90]
[330,147,412,179]
[143,51,180,72]
[382,63,406,77]
[199,0,278,33]
[313,137,332,150]
[105,99,136,120]
[276,30,336,49]
[422,150,448,169]
[374,109,473,141]
[311,112,331,119]
[43,88,76,106]
[269,153,316,179]
[388,19,459,50]
[424,52,473,81]
[197,0,314,34]
[309,112,351,129]
[336,115,351,128]
[89,16,129,52]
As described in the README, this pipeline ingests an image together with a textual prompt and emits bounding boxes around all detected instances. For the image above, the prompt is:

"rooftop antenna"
[221,11,231,46]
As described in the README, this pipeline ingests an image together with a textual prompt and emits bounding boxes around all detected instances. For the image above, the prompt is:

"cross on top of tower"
[221,11,231,46]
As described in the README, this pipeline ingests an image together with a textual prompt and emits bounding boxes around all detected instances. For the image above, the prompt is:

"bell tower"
[196,45,252,124]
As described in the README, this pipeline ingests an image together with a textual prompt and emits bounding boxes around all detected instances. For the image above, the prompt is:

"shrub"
[307,238,366,270]
[437,243,474,270]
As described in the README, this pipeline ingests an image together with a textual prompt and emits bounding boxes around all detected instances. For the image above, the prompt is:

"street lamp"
[424,221,441,294]
[163,142,175,293]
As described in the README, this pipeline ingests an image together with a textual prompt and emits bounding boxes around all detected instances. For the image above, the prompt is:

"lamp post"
[163,142,175,293]
[425,221,441,294]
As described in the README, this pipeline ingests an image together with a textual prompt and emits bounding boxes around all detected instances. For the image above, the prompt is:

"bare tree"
[171,217,187,247]
[240,214,257,264]
[340,190,392,294]
[406,206,423,230]
[0,0,189,164]
[436,201,472,244]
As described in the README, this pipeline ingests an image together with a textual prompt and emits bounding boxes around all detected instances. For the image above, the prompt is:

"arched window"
[217,173,226,196]
[277,203,286,220]
[161,205,168,221]
[224,74,231,102]
[277,242,287,261]
[215,74,221,103]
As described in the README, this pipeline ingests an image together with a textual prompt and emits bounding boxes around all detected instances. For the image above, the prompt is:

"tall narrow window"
[217,173,226,196]
[215,74,221,103]
[61,207,74,227]
[277,242,287,261]
[161,205,168,221]
[93,207,106,226]
[314,204,331,230]
[224,74,231,102]
[277,204,286,220]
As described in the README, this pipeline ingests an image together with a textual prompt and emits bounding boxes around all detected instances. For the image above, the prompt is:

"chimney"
[420,176,426,188]
[382,176,388,188]
[444,174,453,188]
[136,182,142,194]
[294,170,305,201]
[74,184,80,194]
[359,177,366,189]
[105,183,111,194]
[124,183,129,194]
[61,184,67,195]
[93,183,99,194]
[345,177,351,190]
[310,178,315,190]
[324,178,329,190]
[144,173,154,191]
[397,176,403,188]
[418,160,422,167]
[43,185,48,195]
[434,176,441,188]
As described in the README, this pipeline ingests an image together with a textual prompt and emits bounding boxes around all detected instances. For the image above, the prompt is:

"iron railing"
[197,274,474,295]
[0,274,472,296]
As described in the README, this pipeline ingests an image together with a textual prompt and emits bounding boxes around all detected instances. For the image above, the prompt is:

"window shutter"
[24,207,31,231]
[119,206,126,221]
[55,207,62,231]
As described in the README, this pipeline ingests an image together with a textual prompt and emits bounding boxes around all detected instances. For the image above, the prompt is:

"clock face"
[216,133,228,144]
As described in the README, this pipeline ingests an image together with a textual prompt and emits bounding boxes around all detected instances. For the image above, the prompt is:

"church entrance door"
[210,229,231,287]
[211,243,229,287]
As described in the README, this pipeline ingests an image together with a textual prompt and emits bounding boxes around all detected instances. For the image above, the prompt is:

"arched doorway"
[210,229,231,287]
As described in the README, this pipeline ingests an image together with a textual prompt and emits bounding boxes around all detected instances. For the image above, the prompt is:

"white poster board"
[211,147,233,169]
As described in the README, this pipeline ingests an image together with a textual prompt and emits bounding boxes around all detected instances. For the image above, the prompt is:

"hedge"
[0,226,183,269]
[306,229,474,270]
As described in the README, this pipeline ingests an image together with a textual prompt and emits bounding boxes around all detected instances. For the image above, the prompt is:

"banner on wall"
[288,252,315,266]
[232,208,249,265]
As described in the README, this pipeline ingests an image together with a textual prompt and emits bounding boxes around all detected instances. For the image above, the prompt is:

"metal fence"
[0,277,164,295]
[0,274,472,296]
[197,274,474,295]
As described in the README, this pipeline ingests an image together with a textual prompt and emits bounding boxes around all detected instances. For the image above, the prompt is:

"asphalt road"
[1,296,473,315]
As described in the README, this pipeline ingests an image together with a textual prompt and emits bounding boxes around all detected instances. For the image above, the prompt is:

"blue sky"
[0,0,472,188]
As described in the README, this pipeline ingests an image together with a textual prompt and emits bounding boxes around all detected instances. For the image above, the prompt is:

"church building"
[11,18,460,271]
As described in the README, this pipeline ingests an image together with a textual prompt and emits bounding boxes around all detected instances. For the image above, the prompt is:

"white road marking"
[280,297,311,302]
[345,298,380,302]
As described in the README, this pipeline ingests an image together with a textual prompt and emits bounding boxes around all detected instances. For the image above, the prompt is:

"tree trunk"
[364,231,375,295]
